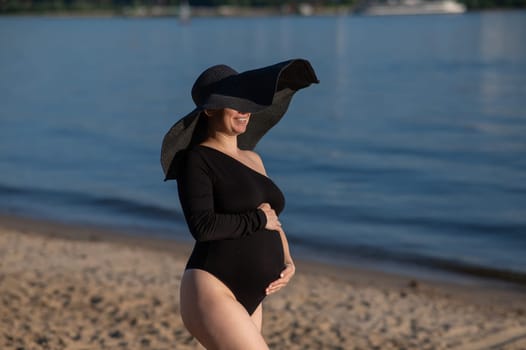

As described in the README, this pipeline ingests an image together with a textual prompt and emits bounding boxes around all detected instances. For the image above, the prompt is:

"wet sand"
[1,215,526,349]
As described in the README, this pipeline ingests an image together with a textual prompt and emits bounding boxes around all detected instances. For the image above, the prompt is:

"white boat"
[359,0,466,16]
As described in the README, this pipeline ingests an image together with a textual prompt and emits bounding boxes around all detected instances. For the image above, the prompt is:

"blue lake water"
[1,12,525,283]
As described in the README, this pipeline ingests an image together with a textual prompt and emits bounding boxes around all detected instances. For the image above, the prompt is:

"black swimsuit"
[177,145,286,315]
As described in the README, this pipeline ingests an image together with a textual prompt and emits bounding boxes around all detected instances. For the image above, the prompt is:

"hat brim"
[161,59,319,180]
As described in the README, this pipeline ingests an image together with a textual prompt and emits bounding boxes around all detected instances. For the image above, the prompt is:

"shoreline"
[0,213,526,295]
[1,212,525,300]
[2,212,525,291]
[2,213,526,349]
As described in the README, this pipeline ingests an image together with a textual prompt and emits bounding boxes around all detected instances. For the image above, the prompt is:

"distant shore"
[0,4,352,18]
[2,4,526,18]
[2,213,526,349]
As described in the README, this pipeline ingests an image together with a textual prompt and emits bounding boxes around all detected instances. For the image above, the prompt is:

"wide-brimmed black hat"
[161,58,319,180]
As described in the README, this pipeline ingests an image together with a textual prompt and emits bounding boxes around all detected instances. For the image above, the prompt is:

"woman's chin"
[232,125,249,135]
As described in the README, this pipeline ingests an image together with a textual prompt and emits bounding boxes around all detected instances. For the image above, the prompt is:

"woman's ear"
[204,109,213,117]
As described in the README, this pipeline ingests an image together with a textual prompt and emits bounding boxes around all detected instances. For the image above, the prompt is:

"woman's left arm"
[265,227,296,295]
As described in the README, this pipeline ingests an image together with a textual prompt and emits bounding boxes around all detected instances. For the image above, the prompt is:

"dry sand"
[1,215,526,350]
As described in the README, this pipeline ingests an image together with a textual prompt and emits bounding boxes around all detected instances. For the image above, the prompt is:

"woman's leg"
[180,269,269,350]
[251,303,263,332]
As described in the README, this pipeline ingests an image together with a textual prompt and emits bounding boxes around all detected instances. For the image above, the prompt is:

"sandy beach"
[1,215,526,350]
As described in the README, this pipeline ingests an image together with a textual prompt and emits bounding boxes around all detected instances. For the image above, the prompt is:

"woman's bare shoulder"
[242,150,267,175]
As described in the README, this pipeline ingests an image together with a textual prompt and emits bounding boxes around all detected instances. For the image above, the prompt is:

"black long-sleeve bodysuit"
[177,145,286,315]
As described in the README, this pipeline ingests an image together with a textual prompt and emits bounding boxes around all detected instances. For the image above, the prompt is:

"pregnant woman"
[161,59,318,349]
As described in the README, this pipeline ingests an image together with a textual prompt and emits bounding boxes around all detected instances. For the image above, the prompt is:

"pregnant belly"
[187,229,285,294]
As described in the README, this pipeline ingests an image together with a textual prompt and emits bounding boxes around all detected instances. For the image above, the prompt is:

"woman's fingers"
[258,202,281,231]
[265,264,295,295]
[265,279,289,295]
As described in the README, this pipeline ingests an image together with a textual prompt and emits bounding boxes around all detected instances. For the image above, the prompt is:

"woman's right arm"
[177,151,267,242]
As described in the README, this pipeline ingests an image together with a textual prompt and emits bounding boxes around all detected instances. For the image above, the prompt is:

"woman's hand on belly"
[258,202,282,232]
[265,261,295,296]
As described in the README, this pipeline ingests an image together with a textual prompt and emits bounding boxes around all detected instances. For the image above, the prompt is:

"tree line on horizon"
[1,0,524,14]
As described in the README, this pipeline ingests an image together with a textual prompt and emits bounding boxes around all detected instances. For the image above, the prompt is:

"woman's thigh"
[180,269,269,350]
[251,303,263,332]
